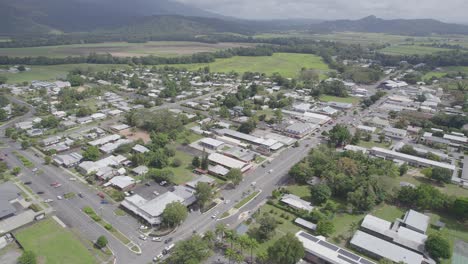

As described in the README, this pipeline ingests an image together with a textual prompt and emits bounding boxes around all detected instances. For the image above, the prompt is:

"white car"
[153,191,160,196]
[153,253,164,262]
[140,225,149,230]
[44,199,54,203]
[152,237,161,242]
[32,168,38,172]
[57,196,63,200]
[268,169,273,174]
[69,177,76,181]
[139,234,147,241]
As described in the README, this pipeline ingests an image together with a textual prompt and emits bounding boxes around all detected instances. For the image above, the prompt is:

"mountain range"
[2,0,468,37]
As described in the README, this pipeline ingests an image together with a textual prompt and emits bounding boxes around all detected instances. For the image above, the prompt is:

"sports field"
[168,53,329,77]
[0,41,254,58]
[0,64,129,84]
[379,45,451,55]
[15,218,96,264]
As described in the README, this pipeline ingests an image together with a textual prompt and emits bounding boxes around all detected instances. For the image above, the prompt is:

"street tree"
[267,233,305,264]
[165,235,212,264]
[226,168,243,186]
[195,182,213,209]
[44,156,52,165]
[162,202,188,228]
[95,235,108,249]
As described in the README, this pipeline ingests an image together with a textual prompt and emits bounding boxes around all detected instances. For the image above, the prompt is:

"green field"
[319,95,360,104]
[167,53,329,77]
[0,64,129,84]
[0,41,253,58]
[379,45,451,55]
[15,219,96,264]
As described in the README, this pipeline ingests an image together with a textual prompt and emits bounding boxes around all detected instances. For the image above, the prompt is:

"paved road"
[0,80,394,263]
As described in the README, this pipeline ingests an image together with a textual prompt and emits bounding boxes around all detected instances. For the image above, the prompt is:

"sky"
[175,0,468,23]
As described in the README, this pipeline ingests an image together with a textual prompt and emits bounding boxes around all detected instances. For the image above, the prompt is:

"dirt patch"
[119,128,151,144]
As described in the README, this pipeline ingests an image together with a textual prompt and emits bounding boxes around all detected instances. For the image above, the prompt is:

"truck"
[162,243,175,255]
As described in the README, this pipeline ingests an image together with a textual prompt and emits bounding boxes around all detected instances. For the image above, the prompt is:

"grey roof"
[350,231,423,264]
[0,182,20,219]
[294,217,317,231]
[171,186,197,206]
[403,210,430,234]
[462,156,468,180]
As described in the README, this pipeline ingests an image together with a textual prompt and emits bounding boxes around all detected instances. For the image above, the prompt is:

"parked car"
[152,237,161,242]
[140,225,149,230]
[160,181,167,186]
[32,168,38,172]
[78,193,84,198]
[164,238,173,244]
[24,181,32,185]
[44,199,53,203]
[97,192,105,199]
[145,182,151,186]
[153,253,164,262]
[37,191,44,194]
[57,195,63,200]
[139,234,147,241]
[153,191,159,196]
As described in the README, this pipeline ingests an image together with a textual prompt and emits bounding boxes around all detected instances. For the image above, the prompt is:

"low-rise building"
[284,123,317,138]
[281,194,314,212]
[383,127,407,139]
[199,138,225,150]
[208,153,252,173]
[131,165,148,176]
[132,144,150,154]
[53,152,83,168]
[106,176,135,191]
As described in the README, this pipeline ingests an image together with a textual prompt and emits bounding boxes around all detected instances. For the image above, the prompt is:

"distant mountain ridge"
[310,15,468,36]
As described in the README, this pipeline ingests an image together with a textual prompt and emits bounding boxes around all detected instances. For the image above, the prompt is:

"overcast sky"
[175,0,468,23]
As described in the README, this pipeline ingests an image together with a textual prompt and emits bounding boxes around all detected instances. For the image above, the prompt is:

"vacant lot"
[319,95,360,104]
[379,45,451,55]
[168,53,329,77]
[15,218,96,264]
[0,64,129,84]
[0,41,254,58]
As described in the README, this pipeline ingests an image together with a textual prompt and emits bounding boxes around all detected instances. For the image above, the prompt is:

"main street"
[0,79,393,263]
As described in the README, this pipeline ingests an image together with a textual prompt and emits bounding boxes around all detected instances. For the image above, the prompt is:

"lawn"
[15,219,96,264]
[164,53,329,77]
[0,64,129,84]
[379,45,451,55]
[356,140,391,149]
[234,191,260,209]
[0,41,253,58]
[319,95,360,104]
[284,184,311,201]
[168,150,195,184]
[398,172,468,198]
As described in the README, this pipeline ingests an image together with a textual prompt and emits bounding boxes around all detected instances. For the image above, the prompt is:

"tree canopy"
[162,202,188,227]
[267,233,305,264]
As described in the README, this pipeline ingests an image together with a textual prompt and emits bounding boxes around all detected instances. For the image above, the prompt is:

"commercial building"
[284,123,318,138]
[369,147,456,171]
[199,138,225,150]
[295,231,375,264]
[53,152,83,168]
[208,153,252,173]
[383,127,408,139]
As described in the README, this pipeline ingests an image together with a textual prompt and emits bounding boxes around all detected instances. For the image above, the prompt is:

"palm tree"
[215,223,227,243]
[237,235,250,255]
[246,237,259,263]
[225,230,238,250]
[203,230,215,249]
[225,248,236,264]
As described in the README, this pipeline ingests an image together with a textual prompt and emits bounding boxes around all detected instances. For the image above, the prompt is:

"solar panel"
[299,232,319,242]
[360,258,374,264]
[338,249,360,261]
[338,255,359,264]
[318,240,339,251]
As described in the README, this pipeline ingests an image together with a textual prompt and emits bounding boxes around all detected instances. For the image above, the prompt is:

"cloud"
[175,0,468,23]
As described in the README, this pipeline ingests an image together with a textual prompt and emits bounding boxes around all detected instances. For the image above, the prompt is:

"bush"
[83,206,95,215]
[104,223,113,231]
[171,158,182,167]
[29,204,42,212]
[96,235,108,249]
[91,214,101,222]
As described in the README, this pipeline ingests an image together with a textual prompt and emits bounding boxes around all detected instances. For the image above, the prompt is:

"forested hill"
[310,15,468,36]
[0,0,225,34]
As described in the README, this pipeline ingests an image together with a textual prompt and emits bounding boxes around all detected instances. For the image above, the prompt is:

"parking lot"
[132,181,170,200]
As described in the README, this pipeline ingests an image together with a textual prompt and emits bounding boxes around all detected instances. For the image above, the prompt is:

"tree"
[426,233,451,260]
[162,202,188,228]
[18,250,36,264]
[147,168,174,183]
[200,152,209,170]
[310,184,332,205]
[215,223,228,242]
[219,106,231,119]
[254,213,277,241]
[246,237,259,262]
[238,118,257,134]
[67,74,85,87]
[226,168,243,186]
[399,163,409,176]
[0,76,7,85]
[192,156,200,168]
[378,133,386,143]
[83,146,100,161]
[316,220,335,237]
[267,233,305,264]
[195,182,213,209]
[95,235,108,249]
[165,235,212,264]
[451,197,468,220]
[12,166,21,175]
[21,140,30,150]
[44,156,52,165]
[328,124,351,147]
[288,162,311,184]
[274,109,283,123]
[5,127,15,137]
[430,167,452,184]
[18,65,26,72]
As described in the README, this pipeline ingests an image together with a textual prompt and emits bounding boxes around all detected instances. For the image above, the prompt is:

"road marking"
[52,215,67,228]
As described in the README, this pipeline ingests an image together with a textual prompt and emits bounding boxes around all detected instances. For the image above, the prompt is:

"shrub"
[83,206,95,215]
[91,214,101,222]
[104,223,113,231]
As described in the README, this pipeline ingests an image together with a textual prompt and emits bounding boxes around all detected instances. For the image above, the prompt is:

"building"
[294,218,317,231]
[121,192,184,226]
[199,138,225,150]
[284,123,317,138]
[402,210,430,235]
[100,139,133,154]
[370,147,456,172]
[185,175,216,189]
[208,153,252,173]
[131,165,149,176]
[443,134,467,145]
[222,146,257,163]
[53,152,83,168]
[216,129,264,146]
[357,125,376,134]
[42,136,62,146]
[344,145,368,153]
[364,117,390,128]
[0,182,21,220]
[106,176,135,191]
[326,101,353,110]
[350,231,424,264]
[383,127,408,139]
[78,155,127,175]
[295,231,375,264]
[88,134,121,147]
[132,144,150,154]
[280,194,314,212]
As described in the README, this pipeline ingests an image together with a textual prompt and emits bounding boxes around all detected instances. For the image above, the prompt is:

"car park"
[151,236,161,242]
[139,234,147,241]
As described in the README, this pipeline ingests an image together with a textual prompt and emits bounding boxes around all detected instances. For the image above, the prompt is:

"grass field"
[0,41,254,58]
[379,45,451,55]
[319,95,360,104]
[15,219,96,264]
[0,64,129,84]
[168,150,195,185]
[164,53,329,77]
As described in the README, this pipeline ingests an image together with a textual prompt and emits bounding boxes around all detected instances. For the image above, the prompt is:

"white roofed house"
[383,127,407,139]
[105,176,135,191]
[132,144,150,154]
[198,138,225,151]
[208,153,252,173]
[53,152,83,168]
[281,194,314,212]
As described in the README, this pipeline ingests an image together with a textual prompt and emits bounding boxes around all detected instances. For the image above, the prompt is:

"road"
[0,80,394,263]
